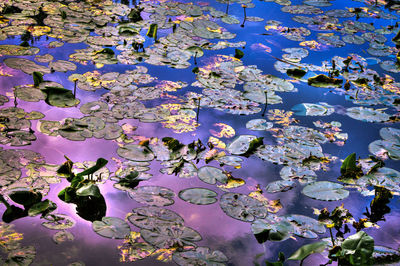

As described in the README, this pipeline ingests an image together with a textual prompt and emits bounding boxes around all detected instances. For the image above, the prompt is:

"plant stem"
[74,80,77,97]
[240,7,246,27]
[196,98,201,123]
[329,228,335,246]
[226,0,230,14]
[261,91,268,116]
[194,51,197,65]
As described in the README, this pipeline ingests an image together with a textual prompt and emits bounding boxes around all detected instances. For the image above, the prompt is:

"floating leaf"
[251,215,294,242]
[226,135,257,155]
[197,166,227,185]
[52,231,74,244]
[265,180,296,193]
[0,45,39,56]
[307,74,342,88]
[141,225,202,249]
[42,214,76,230]
[4,58,50,75]
[178,188,217,205]
[5,246,36,265]
[173,247,228,266]
[117,144,155,162]
[291,102,334,116]
[369,127,400,160]
[129,186,175,206]
[42,87,79,108]
[286,214,326,238]
[220,193,267,222]
[302,181,349,201]
[128,206,184,230]
[92,217,130,239]
[346,107,390,123]
[246,119,273,131]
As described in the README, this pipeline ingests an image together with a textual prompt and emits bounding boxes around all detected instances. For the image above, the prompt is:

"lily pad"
[178,188,218,205]
[302,181,349,201]
[49,59,77,72]
[141,225,202,249]
[127,206,184,230]
[226,135,257,155]
[197,166,228,185]
[246,119,273,130]
[173,247,228,266]
[92,217,130,239]
[220,193,268,222]
[129,186,175,206]
[286,214,326,238]
[251,215,294,242]
[0,45,39,55]
[53,231,74,244]
[117,144,155,162]
[42,214,76,230]
[346,107,390,123]
[265,180,296,193]
[5,246,36,265]
[4,58,50,74]
[291,102,334,116]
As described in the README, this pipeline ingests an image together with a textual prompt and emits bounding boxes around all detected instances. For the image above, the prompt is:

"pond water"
[0,0,400,265]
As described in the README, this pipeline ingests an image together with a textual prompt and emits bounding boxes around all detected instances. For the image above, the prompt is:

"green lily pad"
[52,231,74,244]
[292,102,334,116]
[14,85,47,102]
[129,186,175,206]
[5,246,36,265]
[80,101,109,115]
[246,119,273,131]
[178,188,218,205]
[127,206,184,230]
[42,214,76,230]
[251,215,294,242]
[92,217,130,239]
[4,58,51,75]
[220,193,268,222]
[0,45,39,55]
[302,181,349,201]
[42,87,79,108]
[197,166,228,185]
[286,214,326,238]
[346,107,390,123]
[308,74,342,88]
[265,180,296,193]
[357,167,400,193]
[226,135,257,155]
[369,127,400,160]
[0,95,9,106]
[173,247,228,266]
[141,225,202,249]
[49,60,77,72]
[117,144,155,162]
